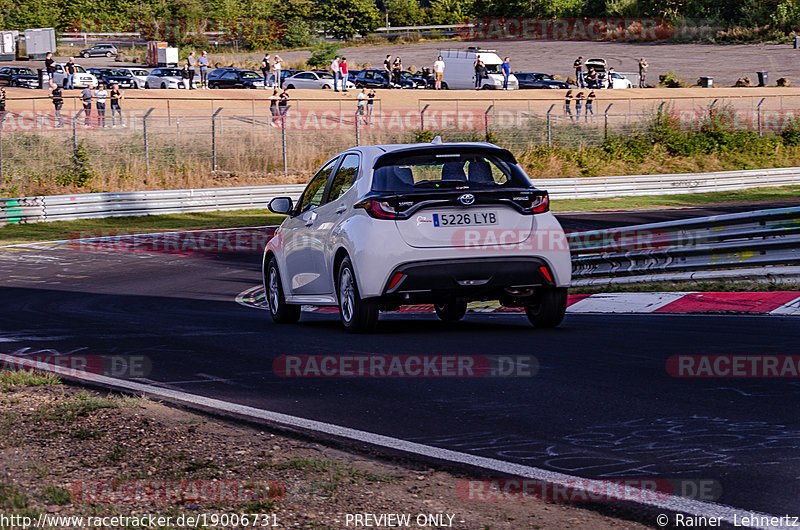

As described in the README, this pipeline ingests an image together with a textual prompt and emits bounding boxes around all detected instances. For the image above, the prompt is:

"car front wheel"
[434,300,467,322]
[106,51,113,57]
[338,257,378,333]
[525,287,567,328]
[267,258,300,324]
[82,52,89,58]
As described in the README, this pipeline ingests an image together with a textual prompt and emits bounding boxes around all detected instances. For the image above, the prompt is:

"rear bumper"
[383,257,553,298]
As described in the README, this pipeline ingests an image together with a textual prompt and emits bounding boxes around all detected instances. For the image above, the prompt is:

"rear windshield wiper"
[413,179,468,189]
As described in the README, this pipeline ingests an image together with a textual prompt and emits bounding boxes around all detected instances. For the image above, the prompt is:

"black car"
[79,44,118,58]
[347,69,361,84]
[207,68,265,89]
[515,72,570,89]
[354,69,426,89]
[0,67,38,88]
[87,68,136,89]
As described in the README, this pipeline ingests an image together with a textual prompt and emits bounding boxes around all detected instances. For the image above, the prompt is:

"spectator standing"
[564,90,573,121]
[340,57,349,92]
[356,88,366,124]
[585,90,595,122]
[575,91,584,120]
[268,89,280,127]
[383,55,392,75]
[110,83,124,127]
[81,83,93,126]
[66,58,76,90]
[573,56,584,88]
[278,88,290,118]
[473,57,484,89]
[49,81,63,128]
[331,56,340,91]
[44,52,55,85]
[433,55,445,90]
[273,56,282,89]
[638,57,648,87]
[199,51,209,88]
[367,89,375,124]
[187,52,197,89]
[94,83,107,127]
[502,57,511,90]
[606,67,615,89]
[261,53,271,88]
[392,57,402,88]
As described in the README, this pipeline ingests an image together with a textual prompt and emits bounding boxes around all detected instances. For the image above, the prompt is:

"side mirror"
[268,197,294,215]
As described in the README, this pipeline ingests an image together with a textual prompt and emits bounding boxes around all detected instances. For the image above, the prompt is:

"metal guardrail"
[569,206,800,282]
[2,167,799,225]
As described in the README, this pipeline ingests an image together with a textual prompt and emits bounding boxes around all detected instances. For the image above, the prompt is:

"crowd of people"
[563,90,597,121]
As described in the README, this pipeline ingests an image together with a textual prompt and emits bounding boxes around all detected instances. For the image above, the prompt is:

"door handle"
[336,205,347,214]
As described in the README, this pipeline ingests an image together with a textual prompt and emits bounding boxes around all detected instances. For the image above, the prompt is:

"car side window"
[327,154,359,203]
[222,72,237,80]
[297,158,338,213]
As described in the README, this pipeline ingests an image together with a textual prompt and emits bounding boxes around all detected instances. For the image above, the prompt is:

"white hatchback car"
[144,68,197,89]
[116,67,150,88]
[283,71,356,90]
[263,140,571,333]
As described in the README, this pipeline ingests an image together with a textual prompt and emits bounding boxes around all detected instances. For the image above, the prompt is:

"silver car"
[264,139,572,332]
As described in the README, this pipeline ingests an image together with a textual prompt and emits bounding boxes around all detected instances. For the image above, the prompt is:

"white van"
[438,48,518,90]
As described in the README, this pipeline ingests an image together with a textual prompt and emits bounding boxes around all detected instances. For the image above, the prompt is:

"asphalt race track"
[1,229,799,522]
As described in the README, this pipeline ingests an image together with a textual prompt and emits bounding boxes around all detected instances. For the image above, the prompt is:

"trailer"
[0,31,18,61]
[147,41,178,67]
[17,28,56,60]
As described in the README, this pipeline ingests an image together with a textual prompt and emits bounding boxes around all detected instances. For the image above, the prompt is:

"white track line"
[0,352,790,529]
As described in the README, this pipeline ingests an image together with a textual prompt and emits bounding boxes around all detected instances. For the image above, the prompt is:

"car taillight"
[530,193,549,214]
[354,199,397,219]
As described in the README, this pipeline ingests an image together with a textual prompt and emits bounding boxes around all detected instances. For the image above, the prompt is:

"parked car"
[262,139,571,333]
[207,68,265,89]
[144,68,197,89]
[51,63,97,89]
[79,44,118,58]
[0,67,39,88]
[347,69,361,84]
[87,68,136,89]
[283,71,355,90]
[438,48,519,90]
[354,69,425,89]
[115,67,150,88]
[515,72,570,89]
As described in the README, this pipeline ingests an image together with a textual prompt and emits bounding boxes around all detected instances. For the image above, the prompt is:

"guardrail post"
[211,107,223,172]
[420,104,430,132]
[604,103,613,140]
[757,97,766,137]
[484,104,494,142]
[546,104,555,147]
[142,108,154,174]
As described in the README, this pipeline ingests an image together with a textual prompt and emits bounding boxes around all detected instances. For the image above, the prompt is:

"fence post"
[546,104,555,147]
[142,108,154,174]
[281,111,288,179]
[484,104,494,142]
[176,118,180,142]
[604,103,614,140]
[709,98,718,129]
[71,110,83,158]
[420,104,430,132]
[0,112,5,180]
[211,107,223,172]
[657,102,665,128]
[757,97,766,137]
[355,110,360,146]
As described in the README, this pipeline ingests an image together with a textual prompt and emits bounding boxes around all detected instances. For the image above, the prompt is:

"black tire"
[209,82,217,89]
[434,300,468,322]
[286,84,295,89]
[266,258,300,324]
[161,82,167,89]
[322,84,331,89]
[145,82,150,89]
[441,82,448,90]
[337,257,378,333]
[525,287,567,328]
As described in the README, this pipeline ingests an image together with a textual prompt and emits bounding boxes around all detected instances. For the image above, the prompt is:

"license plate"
[433,212,497,227]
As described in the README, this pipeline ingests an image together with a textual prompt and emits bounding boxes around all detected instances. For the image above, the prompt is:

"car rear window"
[371,151,531,192]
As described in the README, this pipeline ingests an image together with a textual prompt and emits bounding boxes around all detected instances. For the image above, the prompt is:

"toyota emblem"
[458,193,475,206]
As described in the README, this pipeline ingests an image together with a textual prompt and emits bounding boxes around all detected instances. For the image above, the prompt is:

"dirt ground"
[0,379,655,529]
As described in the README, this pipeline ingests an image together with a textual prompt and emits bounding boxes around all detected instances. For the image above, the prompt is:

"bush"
[306,40,340,68]
[778,77,791,87]
[659,71,686,88]
[734,76,752,87]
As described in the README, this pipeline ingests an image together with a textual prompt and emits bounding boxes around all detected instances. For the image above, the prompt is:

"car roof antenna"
[431,135,443,144]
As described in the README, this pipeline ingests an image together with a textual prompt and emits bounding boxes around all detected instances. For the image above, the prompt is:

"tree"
[317,0,381,40]
[386,0,423,26]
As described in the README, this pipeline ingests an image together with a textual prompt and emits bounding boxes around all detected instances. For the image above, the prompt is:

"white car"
[263,139,571,332]
[282,71,356,90]
[51,63,97,89]
[116,67,150,88]
[144,68,197,89]
[584,58,633,89]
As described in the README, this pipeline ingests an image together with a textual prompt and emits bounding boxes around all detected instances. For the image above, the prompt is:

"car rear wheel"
[266,258,300,324]
[338,257,378,333]
[106,51,113,57]
[441,82,448,90]
[82,52,89,58]
[145,82,150,89]
[286,84,295,89]
[434,300,468,322]
[525,287,567,328]
[161,82,167,89]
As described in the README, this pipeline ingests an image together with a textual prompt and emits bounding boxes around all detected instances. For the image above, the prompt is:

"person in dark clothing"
[575,91,584,120]
[66,58,76,89]
[181,64,191,89]
[49,81,63,127]
[0,88,6,114]
[573,56,584,88]
[261,53,271,88]
[564,90,573,121]
[278,88,290,117]
[391,57,402,88]
[473,58,484,89]
[383,55,392,78]
[367,89,375,125]
[187,52,197,89]
[585,68,597,89]
[585,90,595,122]
[45,52,56,82]
[268,89,280,127]
[110,84,124,127]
